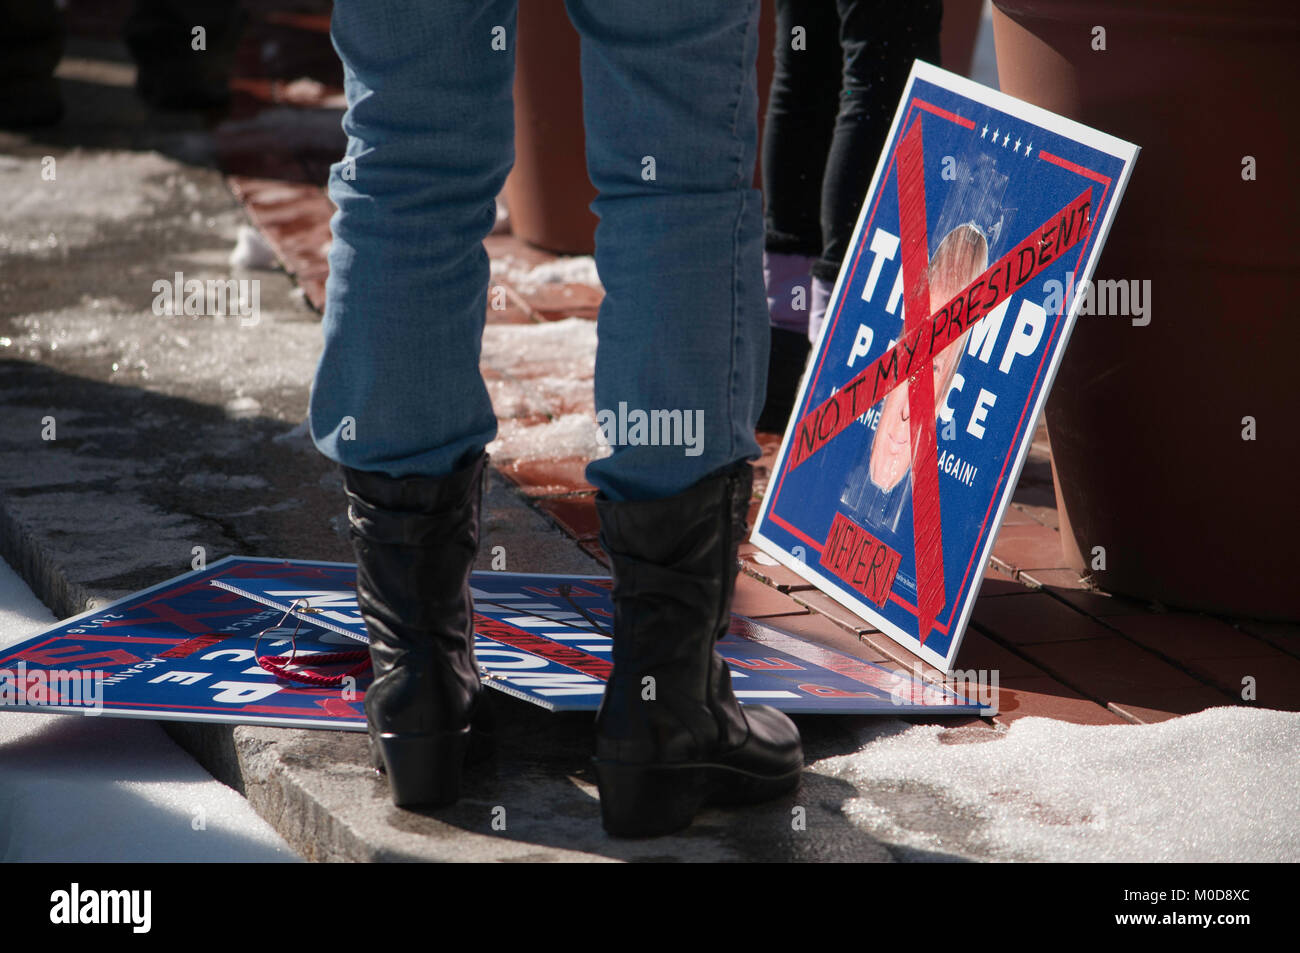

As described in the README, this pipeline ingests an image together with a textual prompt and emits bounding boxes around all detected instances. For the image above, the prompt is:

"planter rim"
[992,0,1299,33]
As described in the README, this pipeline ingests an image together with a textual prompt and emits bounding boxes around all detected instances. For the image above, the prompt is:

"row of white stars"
[981,123,1033,157]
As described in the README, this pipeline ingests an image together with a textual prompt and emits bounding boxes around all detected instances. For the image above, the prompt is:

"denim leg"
[567,0,767,502]
[310,1,515,478]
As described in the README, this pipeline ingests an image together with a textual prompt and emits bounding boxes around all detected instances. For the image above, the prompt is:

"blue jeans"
[309,0,768,502]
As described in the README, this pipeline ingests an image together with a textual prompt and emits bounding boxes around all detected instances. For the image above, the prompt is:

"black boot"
[343,451,494,808]
[593,463,803,837]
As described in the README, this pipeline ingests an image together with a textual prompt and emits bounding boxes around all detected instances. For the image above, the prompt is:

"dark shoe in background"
[593,464,803,837]
[343,452,495,809]
[124,0,246,110]
[0,0,64,129]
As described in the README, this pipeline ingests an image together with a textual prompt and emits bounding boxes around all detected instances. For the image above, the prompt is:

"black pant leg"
[813,0,941,282]
[761,0,843,256]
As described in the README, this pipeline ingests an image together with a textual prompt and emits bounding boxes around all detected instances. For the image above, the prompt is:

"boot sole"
[594,758,801,838]
[372,728,473,809]
[369,710,496,807]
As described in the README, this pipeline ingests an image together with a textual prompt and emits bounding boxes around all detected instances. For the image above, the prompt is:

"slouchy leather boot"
[593,464,803,837]
[343,451,493,808]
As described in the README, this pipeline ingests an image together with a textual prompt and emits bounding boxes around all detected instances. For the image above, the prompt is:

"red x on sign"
[787,117,1094,643]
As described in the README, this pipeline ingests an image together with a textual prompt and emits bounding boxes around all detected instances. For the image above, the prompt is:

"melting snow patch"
[491,256,601,294]
[488,413,608,464]
[482,316,596,370]
[229,223,280,270]
[814,707,1300,862]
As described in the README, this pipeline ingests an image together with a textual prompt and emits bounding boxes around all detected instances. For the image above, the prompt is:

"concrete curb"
[0,495,98,622]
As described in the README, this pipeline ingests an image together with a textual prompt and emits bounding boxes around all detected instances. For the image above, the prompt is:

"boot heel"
[594,760,708,838]
[375,728,471,808]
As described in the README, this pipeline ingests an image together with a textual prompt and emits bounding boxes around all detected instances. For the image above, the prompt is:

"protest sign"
[1,556,988,727]
[753,62,1139,671]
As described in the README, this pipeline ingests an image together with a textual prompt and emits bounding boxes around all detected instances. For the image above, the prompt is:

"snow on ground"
[489,255,601,294]
[814,708,1300,862]
[482,315,597,373]
[0,559,300,862]
[482,317,608,464]
[490,413,611,464]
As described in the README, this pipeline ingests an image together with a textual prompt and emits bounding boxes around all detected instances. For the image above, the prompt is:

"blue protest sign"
[753,62,1139,671]
[2,556,988,728]
[0,557,369,729]
[215,558,987,714]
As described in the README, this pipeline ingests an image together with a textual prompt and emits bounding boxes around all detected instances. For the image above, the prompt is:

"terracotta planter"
[503,0,597,255]
[992,1,1299,617]
[504,0,777,255]
[940,0,986,77]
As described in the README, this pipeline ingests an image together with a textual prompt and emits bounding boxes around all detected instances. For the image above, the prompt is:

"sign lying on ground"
[0,558,369,730]
[1,556,987,730]
[212,558,986,714]
[753,61,1139,672]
